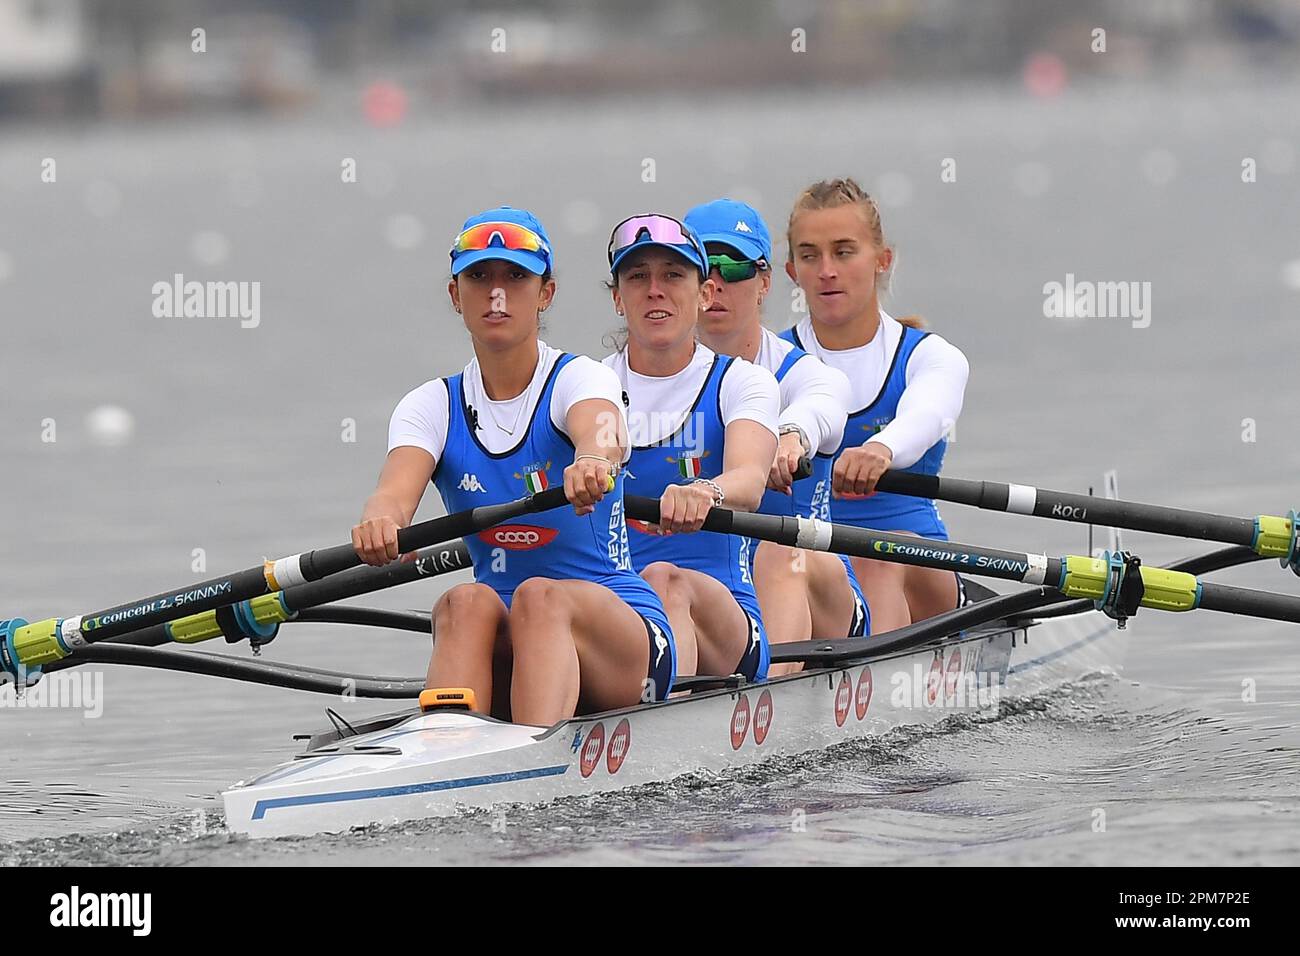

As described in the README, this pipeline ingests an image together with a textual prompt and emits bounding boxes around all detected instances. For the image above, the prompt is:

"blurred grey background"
[1,1,1298,863]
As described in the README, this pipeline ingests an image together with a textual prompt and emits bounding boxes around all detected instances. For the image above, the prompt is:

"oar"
[2,486,577,682]
[52,644,428,699]
[51,545,1275,696]
[623,496,1300,626]
[874,472,1299,575]
[40,541,471,669]
[774,545,1272,667]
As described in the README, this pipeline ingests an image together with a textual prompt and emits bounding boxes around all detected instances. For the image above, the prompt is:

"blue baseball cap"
[683,199,772,264]
[607,214,709,279]
[450,206,553,276]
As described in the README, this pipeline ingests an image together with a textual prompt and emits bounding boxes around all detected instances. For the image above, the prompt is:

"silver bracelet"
[691,477,725,507]
[779,423,811,457]
[574,454,619,477]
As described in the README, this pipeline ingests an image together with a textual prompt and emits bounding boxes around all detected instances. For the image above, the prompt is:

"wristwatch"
[778,424,811,457]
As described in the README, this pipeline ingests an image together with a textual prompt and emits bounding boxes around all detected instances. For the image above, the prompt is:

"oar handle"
[300,485,574,580]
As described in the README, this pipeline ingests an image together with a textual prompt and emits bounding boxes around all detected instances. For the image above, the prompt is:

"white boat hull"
[222,606,1123,839]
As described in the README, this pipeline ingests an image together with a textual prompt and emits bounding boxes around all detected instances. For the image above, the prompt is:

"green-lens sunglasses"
[707,253,766,283]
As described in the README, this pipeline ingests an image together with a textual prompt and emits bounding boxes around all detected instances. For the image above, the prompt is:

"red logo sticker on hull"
[476,524,559,551]
[834,673,852,727]
[579,722,605,778]
[606,718,631,774]
[855,665,873,720]
[945,649,962,701]
[730,694,751,750]
[753,689,773,746]
[927,655,943,705]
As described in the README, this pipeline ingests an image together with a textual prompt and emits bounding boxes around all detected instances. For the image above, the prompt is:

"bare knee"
[510,577,571,618]
[434,583,504,647]
[755,543,807,582]
[641,562,690,613]
[856,557,907,588]
[507,578,578,656]
[436,582,503,619]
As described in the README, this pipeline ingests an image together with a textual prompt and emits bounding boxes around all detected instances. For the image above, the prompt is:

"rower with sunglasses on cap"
[685,200,869,676]
[353,206,677,724]
[602,214,780,684]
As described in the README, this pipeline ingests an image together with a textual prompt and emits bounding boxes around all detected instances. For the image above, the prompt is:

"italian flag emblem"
[523,467,548,494]
[677,455,703,479]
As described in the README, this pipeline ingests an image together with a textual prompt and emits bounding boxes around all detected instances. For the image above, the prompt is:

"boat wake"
[11,671,1239,866]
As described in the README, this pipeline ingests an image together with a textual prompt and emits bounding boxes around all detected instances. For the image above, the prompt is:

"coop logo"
[579,722,606,777]
[476,525,558,550]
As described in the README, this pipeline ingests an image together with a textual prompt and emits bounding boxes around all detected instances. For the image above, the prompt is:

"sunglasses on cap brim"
[451,221,551,258]
[607,215,708,275]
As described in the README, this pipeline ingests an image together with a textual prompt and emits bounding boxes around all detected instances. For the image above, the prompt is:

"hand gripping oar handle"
[296,485,573,581]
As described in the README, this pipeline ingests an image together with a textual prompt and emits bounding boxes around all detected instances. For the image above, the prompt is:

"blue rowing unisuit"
[782,324,949,540]
[621,353,770,682]
[432,352,677,697]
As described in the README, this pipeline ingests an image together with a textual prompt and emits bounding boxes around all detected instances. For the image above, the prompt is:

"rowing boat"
[221,578,1120,838]
[6,472,1295,842]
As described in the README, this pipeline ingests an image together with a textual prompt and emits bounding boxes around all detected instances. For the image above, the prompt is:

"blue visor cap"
[607,214,709,279]
[683,198,772,264]
[450,206,553,276]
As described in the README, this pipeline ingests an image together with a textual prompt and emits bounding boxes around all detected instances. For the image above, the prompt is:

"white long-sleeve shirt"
[752,327,850,456]
[789,310,968,468]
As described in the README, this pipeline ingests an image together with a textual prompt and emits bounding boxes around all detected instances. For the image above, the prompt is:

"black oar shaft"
[622,496,1300,624]
[71,487,568,644]
[5,488,570,676]
[625,495,1062,587]
[875,472,1259,545]
[1198,583,1300,623]
[90,542,472,651]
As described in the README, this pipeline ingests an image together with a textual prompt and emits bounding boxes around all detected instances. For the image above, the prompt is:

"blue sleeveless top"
[622,354,762,616]
[432,353,666,615]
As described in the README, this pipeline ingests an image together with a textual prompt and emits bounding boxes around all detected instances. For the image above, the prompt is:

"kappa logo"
[458,473,488,493]
[648,619,668,668]
[734,220,753,233]
[850,593,866,636]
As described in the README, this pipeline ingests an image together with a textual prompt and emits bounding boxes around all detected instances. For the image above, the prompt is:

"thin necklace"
[482,365,537,437]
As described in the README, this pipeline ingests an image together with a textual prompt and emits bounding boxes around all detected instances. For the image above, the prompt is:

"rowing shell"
[221,587,1124,839]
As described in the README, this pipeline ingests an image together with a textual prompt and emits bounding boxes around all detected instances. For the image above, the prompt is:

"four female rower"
[353,181,970,717]
[352,206,676,725]
[601,214,780,683]
[684,199,869,675]
[782,178,970,631]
